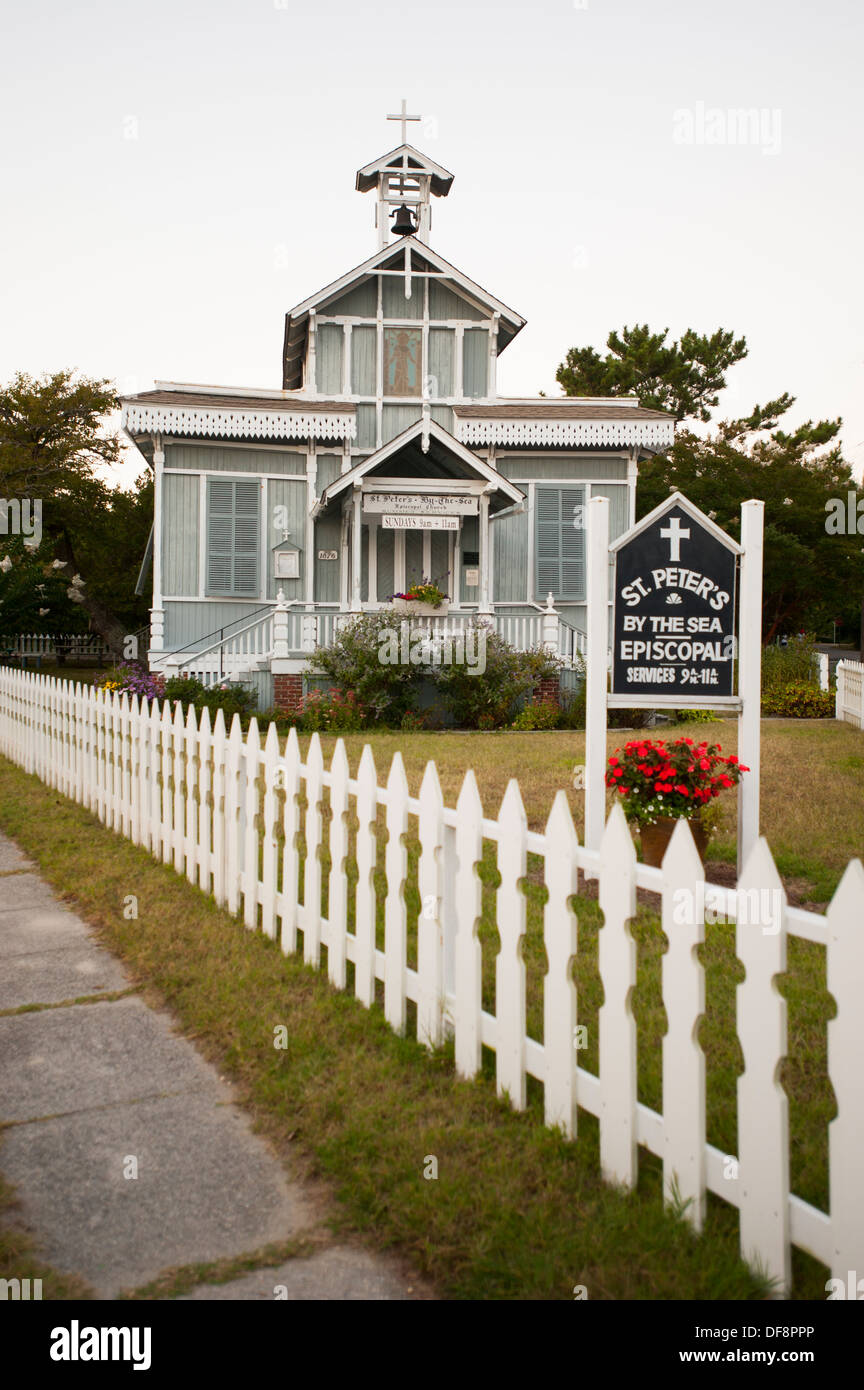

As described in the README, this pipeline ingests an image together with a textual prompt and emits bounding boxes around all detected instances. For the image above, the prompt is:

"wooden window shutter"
[206,478,260,597]
[534,485,585,600]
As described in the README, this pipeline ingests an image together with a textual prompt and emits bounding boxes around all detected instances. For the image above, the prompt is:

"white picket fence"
[0,666,862,1296]
[836,659,864,730]
[0,633,110,661]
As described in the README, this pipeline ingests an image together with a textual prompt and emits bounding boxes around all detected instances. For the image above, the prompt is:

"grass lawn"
[2,713,860,1298]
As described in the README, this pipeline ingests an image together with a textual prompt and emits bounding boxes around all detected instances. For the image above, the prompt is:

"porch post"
[149,434,165,654]
[478,489,492,614]
[351,485,363,612]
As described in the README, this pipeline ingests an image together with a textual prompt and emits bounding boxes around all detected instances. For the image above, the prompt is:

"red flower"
[675,784,689,796]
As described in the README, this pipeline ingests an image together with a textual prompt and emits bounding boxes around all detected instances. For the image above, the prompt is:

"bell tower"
[355,101,455,249]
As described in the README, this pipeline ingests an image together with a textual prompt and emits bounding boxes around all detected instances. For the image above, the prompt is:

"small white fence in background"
[0,667,862,1297]
[0,633,111,662]
[836,660,864,730]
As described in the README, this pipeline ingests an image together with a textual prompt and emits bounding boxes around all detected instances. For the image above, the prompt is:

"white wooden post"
[598,802,638,1187]
[495,779,528,1109]
[242,718,261,930]
[542,790,579,1138]
[184,703,198,885]
[478,490,492,614]
[661,820,707,1229]
[303,733,324,962]
[384,753,410,1033]
[541,593,559,656]
[737,499,764,876]
[197,706,212,893]
[736,837,790,1296]
[279,728,301,954]
[417,760,445,1047]
[354,744,378,1005]
[826,858,864,1280]
[327,740,350,988]
[584,496,610,868]
[453,770,484,1080]
[260,721,279,940]
[351,487,363,613]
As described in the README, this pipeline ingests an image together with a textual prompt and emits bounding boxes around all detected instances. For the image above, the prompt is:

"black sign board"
[611,495,739,702]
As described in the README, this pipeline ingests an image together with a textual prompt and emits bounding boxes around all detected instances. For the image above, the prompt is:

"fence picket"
[417,760,445,1047]
[327,740,350,988]
[598,802,638,1187]
[496,779,528,1109]
[384,753,409,1033]
[171,702,186,872]
[302,733,324,963]
[210,709,227,907]
[224,715,243,917]
[453,770,484,1080]
[260,722,279,940]
[279,728,301,955]
[542,790,579,1137]
[243,718,261,930]
[662,819,707,1228]
[184,703,199,885]
[826,857,864,1280]
[736,837,790,1296]
[197,706,212,891]
[160,702,173,862]
[354,744,378,1006]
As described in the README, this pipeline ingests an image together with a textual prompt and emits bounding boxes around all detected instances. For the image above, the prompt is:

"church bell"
[390,203,416,236]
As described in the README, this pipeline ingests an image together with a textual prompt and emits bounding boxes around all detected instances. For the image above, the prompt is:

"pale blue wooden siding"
[591,482,630,540]
[382,276,421,317]
[316,454,342,492]
[429,281,485,321]
[317,324,344,394]
[163,600,268,652]
[351,326,376,395]
[459,516,479,603]
[377,528,395,599]
[314,516,341,601]
[382,404,421,444]
[430,531,450,591]
[162,473,200,597]
[266,478,306,600]
[431,405,454,433]
[323,281,377,316]
[492,504,528,602]
[462,329,489,398]
[428,328,454,397]
[405,532,424,587]
[497,455,629,481]
[165,444,305,474]
[356,404,377,449]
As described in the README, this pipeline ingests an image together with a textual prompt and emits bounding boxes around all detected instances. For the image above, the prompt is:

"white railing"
[836,659,864,729]
[496,612,544,651]
[1,665,862,1296]
[157,611,276,686]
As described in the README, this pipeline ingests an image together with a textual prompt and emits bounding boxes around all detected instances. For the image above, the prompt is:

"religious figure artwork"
[384,327,422,396]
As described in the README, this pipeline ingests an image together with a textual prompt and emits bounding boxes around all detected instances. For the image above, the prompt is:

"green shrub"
[162,675,257,725]
[435,627,560,729]
[673,708,721,724]
[510,698,561,730]
[762,635,821,693]
[761,681,835,718]
[299,687,366,733]
[307,612,420,726]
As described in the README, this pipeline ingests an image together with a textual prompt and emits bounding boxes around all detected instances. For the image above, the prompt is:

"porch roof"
[312,419,525,518]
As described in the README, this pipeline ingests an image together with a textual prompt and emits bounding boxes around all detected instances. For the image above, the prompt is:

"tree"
[637,406,864,641]
[0,370,151,654]
[556,324,748,422]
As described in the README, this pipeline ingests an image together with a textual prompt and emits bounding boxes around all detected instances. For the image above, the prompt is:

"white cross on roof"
[387,98,421,144]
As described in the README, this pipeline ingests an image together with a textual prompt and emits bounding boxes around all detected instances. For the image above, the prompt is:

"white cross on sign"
[387,99,421,144]
[660,514,691,561]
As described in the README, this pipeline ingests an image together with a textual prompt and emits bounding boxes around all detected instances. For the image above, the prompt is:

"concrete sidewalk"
[0,830,426,1300]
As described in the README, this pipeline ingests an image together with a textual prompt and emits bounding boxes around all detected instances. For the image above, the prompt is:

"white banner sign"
[364,492,478,516]
[381,514,459,531]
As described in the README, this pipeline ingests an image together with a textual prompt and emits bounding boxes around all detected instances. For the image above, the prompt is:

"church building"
[122,105,674,709]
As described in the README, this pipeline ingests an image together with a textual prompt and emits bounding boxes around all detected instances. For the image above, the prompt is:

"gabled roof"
[282,236,526,389]
[355,143,454,197]
[313,418,524,517]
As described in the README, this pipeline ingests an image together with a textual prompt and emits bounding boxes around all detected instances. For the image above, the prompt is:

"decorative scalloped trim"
[455,418,674,448]
[122,402,356,442]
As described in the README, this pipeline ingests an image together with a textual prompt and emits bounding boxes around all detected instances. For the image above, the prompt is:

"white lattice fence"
[1,667,863,1295]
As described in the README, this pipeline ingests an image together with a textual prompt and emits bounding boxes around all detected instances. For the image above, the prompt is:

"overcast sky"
[1,0,862,485]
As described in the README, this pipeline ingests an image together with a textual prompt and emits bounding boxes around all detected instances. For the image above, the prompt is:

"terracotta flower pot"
[638,815,710,868]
